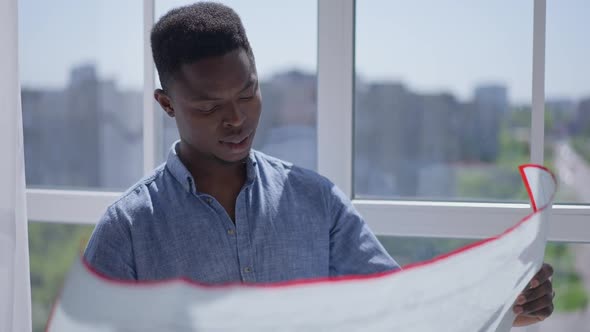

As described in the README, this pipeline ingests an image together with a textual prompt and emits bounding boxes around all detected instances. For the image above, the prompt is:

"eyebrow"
[192,77,257,102]
[239,77,257,93]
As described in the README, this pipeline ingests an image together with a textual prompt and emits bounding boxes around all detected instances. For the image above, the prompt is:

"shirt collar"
[165,140,258,195]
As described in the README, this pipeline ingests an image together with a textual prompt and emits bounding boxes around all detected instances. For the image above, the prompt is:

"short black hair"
[151,2,255,90]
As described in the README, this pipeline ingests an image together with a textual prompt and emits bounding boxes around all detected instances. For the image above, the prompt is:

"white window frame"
[27,0,590,243]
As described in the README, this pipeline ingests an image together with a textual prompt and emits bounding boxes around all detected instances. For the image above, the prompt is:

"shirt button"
[243,267,252,273]
[227,229,235,235]
[206,197,212,204]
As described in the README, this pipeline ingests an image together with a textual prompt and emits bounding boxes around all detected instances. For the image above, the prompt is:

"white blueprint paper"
[47,165,555,332]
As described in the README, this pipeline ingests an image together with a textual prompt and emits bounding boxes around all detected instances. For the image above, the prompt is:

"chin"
[216,149,251,165]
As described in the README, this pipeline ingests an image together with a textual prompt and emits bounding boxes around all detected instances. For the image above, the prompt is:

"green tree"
[28,223,94,332]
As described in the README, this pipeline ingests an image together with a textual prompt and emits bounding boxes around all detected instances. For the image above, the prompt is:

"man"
[84,2,554,327]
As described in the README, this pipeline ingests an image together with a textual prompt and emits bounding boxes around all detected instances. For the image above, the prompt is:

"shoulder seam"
[107,166,165,208]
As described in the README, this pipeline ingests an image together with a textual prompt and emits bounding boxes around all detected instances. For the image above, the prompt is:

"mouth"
[219,131,253,154]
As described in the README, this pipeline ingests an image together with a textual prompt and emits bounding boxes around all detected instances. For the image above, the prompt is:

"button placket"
[235,186,256,282]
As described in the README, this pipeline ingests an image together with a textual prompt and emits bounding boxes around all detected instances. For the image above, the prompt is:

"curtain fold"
[0,0,33,331]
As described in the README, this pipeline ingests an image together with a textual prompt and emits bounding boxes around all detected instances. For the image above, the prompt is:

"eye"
[196,105,220,114]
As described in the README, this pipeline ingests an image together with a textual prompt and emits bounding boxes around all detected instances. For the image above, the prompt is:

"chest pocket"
[255,212,330,282]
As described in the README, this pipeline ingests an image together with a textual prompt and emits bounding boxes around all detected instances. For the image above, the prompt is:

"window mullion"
[530,0,546,164]
[143,0,158,174]
[317,0,354,198]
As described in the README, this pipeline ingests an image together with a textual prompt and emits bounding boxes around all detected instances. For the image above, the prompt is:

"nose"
[222,102,246,128]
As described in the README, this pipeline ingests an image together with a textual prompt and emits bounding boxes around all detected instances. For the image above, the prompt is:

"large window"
[19,2,143,331]
[355,0,534,201]
[20,0,590,330]
[545,0,590,204]
[19,0,143,191]
[156,0,318,171]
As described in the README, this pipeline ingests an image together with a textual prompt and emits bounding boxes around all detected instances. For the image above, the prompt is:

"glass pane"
[28,222,94,332]
[355,1,533,201]
[20,0,143,191]
[377,235,475,266]
[380,236,590,329]
[156,1,318,170]
[545,1,590,204]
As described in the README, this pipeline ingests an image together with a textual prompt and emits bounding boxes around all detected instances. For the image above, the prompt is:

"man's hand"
[513,263,555,326]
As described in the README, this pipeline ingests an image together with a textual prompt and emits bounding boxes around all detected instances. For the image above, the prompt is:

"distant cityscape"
[22,64,590,200]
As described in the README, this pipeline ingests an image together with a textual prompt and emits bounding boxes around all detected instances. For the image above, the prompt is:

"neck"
[178,141,247,192]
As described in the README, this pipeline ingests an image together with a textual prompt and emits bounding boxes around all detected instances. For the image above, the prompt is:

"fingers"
[528,263,554,288]
[516,280,553,305]
[513,264,556,325]
[514,293,554,315]
[530,305,554,320]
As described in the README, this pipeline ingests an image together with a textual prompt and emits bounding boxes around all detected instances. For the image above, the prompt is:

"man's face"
[160,49,261,164]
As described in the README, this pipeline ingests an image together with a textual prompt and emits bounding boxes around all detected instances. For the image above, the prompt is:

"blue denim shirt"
[84,143,399,283]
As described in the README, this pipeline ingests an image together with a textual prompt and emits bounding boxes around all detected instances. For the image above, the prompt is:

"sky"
[18,0,590,104]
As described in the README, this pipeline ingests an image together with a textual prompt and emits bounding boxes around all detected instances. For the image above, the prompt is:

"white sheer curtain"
[0,0,33,331]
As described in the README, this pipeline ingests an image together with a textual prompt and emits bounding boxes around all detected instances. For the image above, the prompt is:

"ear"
[154,89,175,118]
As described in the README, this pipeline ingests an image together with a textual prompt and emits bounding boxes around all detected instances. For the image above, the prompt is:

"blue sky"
[19,0,589,104]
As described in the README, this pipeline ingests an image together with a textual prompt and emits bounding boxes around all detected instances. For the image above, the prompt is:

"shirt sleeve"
[327,183,400,277]
[83,205,137,280]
